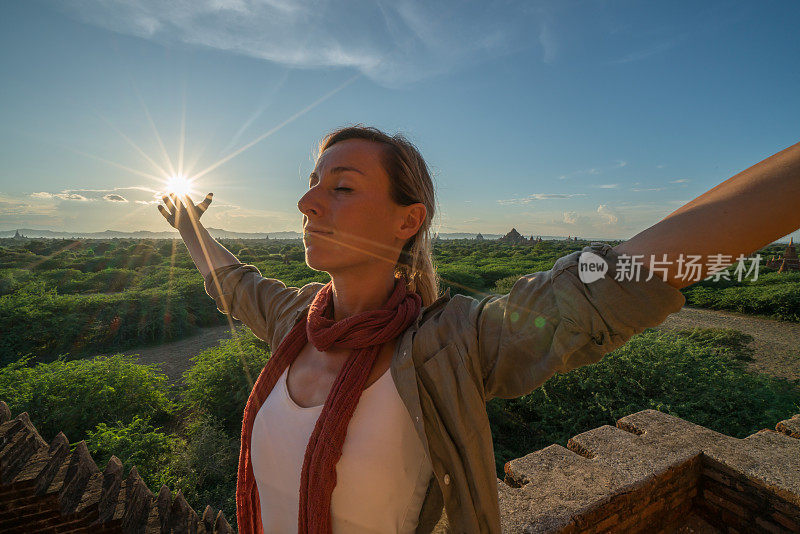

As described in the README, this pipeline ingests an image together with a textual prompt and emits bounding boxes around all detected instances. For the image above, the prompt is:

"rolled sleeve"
[204,263,321,348]
[469,242,685,400]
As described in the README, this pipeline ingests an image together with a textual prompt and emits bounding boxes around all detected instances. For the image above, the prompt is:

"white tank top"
[251,364,433,534]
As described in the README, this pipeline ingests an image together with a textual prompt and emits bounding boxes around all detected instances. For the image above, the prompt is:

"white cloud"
[30,187,160,203]
[562,211,580,225]
[596,184,619,189]
[670,178,690,183]
[631,187,665,192]
[31,192,91,201]
[597,204,620,225]
[58,0,543,86]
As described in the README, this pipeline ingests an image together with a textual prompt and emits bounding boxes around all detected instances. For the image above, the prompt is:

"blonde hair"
[318,125,440,306]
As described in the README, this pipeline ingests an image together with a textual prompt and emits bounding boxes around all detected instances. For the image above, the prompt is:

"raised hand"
[158,192,213,231]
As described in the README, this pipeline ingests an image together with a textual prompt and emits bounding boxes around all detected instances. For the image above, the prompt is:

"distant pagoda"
[475,233,484,241]
[765,238,800,273]
[498,228,537,245]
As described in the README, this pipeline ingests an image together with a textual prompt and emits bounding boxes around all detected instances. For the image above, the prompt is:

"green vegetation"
[0,353,172,443]
[0,237,330,366]
[677,242,800,322]
[2,236,799,528]
[487,327,800,477]
[682,270,800,322]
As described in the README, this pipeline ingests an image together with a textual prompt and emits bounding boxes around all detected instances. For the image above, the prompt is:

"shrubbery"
[0,353,172,443]
[180,327,272,438]
[487,328,800,476]
[683,280,800,322]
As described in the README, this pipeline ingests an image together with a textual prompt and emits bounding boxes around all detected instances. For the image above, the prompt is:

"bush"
[180,327,272,438]
[162,415,240,525]
[86,415,179,488]
[682,274,800,322]
[0,354,173,443]
[488,328,800,476]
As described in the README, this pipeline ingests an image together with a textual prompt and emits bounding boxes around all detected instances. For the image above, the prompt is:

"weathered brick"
[754,516,788,534]
[771,510,800,531]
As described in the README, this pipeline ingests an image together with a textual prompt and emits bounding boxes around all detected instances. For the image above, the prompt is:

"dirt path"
[654,306,800,383]
[100,307,800,385]
[97,324,239,383]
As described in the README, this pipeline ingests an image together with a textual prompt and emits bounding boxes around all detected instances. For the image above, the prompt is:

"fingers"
[162,194,176,212]
[157,204,175,226]
[197,192,213,214]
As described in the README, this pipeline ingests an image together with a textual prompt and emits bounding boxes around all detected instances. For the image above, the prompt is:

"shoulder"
[411,288,480,365]
[271,281,326,348]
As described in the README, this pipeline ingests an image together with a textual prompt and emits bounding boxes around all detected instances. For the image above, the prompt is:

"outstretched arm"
[614,140,800,289]
[157,192,239,279]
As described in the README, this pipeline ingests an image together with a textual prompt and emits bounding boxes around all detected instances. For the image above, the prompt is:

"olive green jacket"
[203,242,686,533]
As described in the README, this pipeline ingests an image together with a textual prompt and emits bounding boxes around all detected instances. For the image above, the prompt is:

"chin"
[304,246,336,272]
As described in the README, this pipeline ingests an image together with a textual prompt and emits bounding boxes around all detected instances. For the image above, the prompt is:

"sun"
[164,174,194,197]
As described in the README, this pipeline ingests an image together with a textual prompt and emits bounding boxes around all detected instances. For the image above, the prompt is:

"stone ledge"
[500,409,799,533]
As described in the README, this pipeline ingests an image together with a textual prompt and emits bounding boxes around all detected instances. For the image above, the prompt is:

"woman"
[158,126,800,533]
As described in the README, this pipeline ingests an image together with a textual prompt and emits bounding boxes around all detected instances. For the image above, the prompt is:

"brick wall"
[0,401,232,533]
[499,409,800,533]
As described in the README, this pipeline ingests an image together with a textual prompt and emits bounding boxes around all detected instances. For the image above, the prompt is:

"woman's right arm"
[178,216,239,279]
[158,192,322,347]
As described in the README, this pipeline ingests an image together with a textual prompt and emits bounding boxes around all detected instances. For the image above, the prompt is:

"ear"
[396,203,427,240]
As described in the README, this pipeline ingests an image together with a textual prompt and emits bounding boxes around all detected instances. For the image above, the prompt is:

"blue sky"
[1,0,799,241]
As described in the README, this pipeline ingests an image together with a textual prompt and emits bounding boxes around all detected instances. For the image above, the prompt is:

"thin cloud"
[30,191,90,201]
[497,193,587,205]
[30,187,160,203]
[557,159,627,180]
[1,195,58,216]
[58,0,542,87]
[670,178,690,183]
[538,23,557,64]
[595,184,620,189]
[609,38,683,65]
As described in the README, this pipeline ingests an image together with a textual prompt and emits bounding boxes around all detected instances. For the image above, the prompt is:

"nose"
[297,188,320,218]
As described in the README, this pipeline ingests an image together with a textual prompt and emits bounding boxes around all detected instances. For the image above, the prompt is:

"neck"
[329,265,399,322]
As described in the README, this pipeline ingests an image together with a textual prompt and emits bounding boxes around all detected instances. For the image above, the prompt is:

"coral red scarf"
[236,276,422,534]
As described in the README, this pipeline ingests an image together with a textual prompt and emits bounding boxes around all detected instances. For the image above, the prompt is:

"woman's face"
[297,138,423,275]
